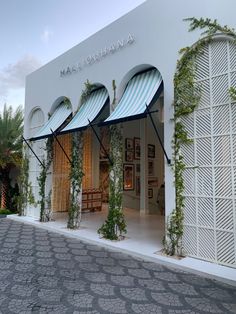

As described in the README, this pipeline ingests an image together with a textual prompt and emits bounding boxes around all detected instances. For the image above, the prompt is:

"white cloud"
[0,55,41,108]
[41,27,53,43]
[0,55,41,97]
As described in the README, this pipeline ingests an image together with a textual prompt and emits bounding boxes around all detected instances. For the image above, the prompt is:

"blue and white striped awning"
[104,68,163,124]
[60,88,108,134]
[31,103,72,140]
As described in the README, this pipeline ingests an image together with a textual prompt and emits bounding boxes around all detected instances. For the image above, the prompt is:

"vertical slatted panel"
[52,134,71,212]
[182,38,236,267]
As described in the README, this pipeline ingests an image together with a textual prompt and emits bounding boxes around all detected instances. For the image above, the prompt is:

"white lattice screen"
[182,37,236,267]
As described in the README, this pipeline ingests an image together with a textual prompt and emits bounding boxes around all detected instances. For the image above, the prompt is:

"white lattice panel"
[182,226,197,256]
[197,167,213,196]
[196,138,212,166]
[182,39,236,267]
[229,42,236,71]
[213,105,230,135]
[197,80,210,109]
[183,168,195,195]
[232,135,236,164]
[214,136,231,165]
[198,228,215,260]
[195,109,211,137]
[211,40,228,76]
[198,198,214,228]
[231,104,236,134]
[216,231,235,265]
[195,45,209,80]
[180,113,194,138]
[215,199,234,231]
[231,71,236,89]
[182,38,236,267]
[212,74,229,105]
[181,143,194,166]
[183,197,196,225]
[215,167,232,197]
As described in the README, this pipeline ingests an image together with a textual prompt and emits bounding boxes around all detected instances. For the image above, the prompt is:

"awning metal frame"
[145,104,171,165]
[22,136,45,169]
[50,128,72,165]
[88,119,113,166]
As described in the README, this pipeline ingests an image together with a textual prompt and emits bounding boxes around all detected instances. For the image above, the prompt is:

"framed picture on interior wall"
[125,150,134,162]
[134,137,141,159]
[148,144,155,158]
[148,188,153,198]
[125,138,134,150]
[148,177,158,187]
[148,160,154,176]
[136,163,140,173]
[136,176,140,196]
[123,164,134,190]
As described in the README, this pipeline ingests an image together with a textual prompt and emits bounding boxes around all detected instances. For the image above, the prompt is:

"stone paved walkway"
[0,219,235,314]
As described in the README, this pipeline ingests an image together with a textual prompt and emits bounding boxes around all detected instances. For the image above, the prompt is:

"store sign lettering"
[60,34,135,77]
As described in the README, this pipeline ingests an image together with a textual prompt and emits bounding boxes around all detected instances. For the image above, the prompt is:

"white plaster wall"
[24,0,236,218]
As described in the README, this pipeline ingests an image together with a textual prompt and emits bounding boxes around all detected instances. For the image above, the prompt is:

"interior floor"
[51,205,165,255]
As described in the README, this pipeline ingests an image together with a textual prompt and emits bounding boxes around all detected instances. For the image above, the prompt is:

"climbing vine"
[37,137,53,222]
[80,80,96,105]
[163,18,236,256]
[18,145,35,216]
[67,131,84,229]
[98,80,127,240]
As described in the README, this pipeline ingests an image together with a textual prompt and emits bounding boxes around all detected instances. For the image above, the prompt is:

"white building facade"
[24,0,236,268]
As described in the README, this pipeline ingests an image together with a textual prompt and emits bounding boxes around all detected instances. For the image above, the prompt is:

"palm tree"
[0,105,23,209]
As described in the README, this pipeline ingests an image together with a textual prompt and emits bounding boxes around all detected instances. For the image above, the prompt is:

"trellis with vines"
[67,80,97,229]
[67,131,84,229]
[163,18,236,256]
[18,145,35,216]
[98,80,127,240]
[37,137,53,222]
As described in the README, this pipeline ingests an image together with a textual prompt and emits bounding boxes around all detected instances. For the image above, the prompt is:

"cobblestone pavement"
[0,219,235,314]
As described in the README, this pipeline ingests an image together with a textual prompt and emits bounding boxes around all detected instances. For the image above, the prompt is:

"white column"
[140,118,148,214]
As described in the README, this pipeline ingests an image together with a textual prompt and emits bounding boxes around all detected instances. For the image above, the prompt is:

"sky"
[0,0,145,112]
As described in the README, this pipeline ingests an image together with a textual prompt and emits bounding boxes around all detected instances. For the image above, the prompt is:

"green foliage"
[98,124,127,240]
[18,146,35,216]
[37,138,53,222]
[0,208,12,215]
[165,17,236,256]
[67,131,84,229]
[80,80,96,105]
[185,17,236,38]
[0,104,23,208]
[0,104,23,170]
[229,87,236,101]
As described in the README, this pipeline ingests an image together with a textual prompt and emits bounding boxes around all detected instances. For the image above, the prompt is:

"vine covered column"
[18,145,35,216]
[67,131,84,229]
[37,138,53,222]
[98,124,127,240]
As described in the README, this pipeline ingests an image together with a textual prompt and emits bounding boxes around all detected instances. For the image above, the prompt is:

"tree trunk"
[68,131,84,229]
[1,178,8,209]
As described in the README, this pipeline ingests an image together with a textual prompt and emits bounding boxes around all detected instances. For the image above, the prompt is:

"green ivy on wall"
[67,131,84,229]
[18,145,35,216]
[80,80,96,105]
[98,80,127,240]
[164,18,236,256]
[37,137,53,222]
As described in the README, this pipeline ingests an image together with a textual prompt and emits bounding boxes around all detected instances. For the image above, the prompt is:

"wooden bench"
[82,189,102,212]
